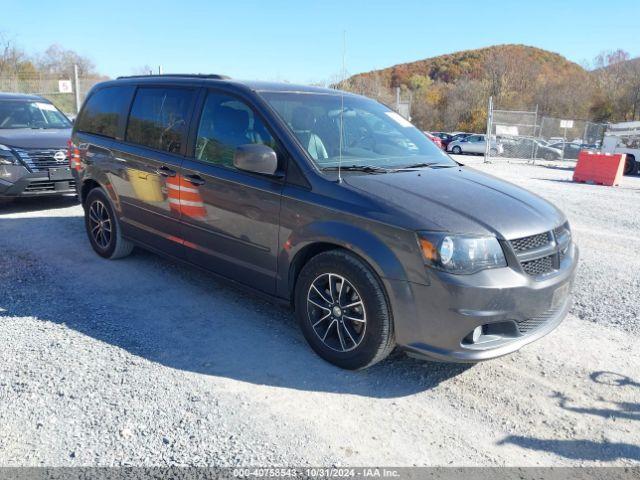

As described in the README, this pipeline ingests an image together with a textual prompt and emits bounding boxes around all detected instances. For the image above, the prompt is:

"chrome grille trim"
[14,148,69,172]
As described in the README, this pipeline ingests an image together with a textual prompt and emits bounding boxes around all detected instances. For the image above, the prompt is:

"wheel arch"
[282,221,409,304]
[80,178,101,205]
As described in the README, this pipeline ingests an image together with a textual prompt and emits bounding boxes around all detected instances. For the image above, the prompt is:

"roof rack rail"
[116,74,231,80]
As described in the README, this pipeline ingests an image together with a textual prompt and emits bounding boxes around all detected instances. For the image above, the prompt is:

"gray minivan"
[70,74,578,370]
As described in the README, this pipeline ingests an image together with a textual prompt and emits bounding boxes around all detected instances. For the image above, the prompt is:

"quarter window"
[76,86,133,138]
[195,92,275,169]
[126,88,194,153]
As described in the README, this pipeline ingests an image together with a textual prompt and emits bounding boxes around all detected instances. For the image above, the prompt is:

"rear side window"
[76,86,133,138]
[126,87,195,154]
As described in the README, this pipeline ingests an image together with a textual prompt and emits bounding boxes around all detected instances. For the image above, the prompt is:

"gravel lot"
[0,160,639,467]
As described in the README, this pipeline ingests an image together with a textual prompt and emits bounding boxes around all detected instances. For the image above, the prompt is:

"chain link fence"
[488,102,606,163]
[0,72,104,117]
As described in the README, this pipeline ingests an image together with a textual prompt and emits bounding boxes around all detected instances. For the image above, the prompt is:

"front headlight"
[0,144,19,165]
[417,232,507,274]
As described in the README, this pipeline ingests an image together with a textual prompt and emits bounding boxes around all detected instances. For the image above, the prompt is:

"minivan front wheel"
[295,250,394,370]
[85,188,134,259]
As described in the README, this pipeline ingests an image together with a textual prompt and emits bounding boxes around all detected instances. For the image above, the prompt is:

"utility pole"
[73,64,81,114]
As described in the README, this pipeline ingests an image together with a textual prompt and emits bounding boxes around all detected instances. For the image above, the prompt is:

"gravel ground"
[0,161,639,467]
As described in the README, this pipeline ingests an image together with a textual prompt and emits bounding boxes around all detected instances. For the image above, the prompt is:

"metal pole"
[532,105,539,165]
[73,64,81,114]
[158,65,163,75]
[583,122,589,144]
[484,96,493,163]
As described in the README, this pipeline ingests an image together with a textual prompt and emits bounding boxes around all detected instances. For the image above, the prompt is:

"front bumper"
[0,167,75,197]
[384,243,579,363]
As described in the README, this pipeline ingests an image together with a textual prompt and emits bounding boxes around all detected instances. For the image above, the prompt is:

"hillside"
[348,44,587,88]
[342,44,635,132]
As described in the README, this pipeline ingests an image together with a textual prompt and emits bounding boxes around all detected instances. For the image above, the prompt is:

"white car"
[447,134,504,156]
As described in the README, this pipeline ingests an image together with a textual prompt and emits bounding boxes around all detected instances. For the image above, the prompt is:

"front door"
[179,90,284,294]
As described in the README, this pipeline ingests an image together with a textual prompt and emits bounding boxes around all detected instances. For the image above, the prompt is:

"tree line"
[339,45,640,133]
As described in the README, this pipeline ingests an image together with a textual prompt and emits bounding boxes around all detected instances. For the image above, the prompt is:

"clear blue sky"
[3,0,639,82]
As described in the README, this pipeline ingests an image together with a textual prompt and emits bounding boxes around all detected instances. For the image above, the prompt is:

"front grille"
[14,148,68,172]
[510,232,551,252]
[516,306,561,334]
[521,255,555,276]
[509,230,561,278]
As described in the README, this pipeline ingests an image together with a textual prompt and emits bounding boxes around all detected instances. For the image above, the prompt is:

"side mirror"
[233,144,278,176]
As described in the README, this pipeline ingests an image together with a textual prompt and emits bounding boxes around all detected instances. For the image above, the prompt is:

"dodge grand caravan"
[70,74,578,370]
[0,93,74,198]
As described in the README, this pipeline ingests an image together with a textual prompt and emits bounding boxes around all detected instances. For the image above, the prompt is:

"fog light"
[472,326,483,343]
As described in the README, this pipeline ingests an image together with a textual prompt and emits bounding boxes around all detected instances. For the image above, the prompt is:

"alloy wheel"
[307,273,367,352]
[88,200,112,249]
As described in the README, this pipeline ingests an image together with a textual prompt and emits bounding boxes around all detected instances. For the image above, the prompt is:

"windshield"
[260,91,456,170]
[0,100,71,129]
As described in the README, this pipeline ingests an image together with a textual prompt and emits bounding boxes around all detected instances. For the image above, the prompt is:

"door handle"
[155,165,177,177]
[185,174,205,186]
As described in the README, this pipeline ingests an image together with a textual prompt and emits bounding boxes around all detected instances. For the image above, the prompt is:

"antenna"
[337,30,346,184]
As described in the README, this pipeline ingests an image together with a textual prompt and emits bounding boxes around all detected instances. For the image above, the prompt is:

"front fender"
[277,219,410,299]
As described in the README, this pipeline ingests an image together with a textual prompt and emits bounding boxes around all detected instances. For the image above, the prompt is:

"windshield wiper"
[400,162,454,169]
[321,164,391,173]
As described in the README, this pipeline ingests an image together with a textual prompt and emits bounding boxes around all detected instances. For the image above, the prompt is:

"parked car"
[0,93,74,199]
[429,131,453,149]
[449,132,472,143]
[502,138,562,160]
[70,75,578,370]
[547,142,585,160]
[447,134,504,156]
[424,131,443,149]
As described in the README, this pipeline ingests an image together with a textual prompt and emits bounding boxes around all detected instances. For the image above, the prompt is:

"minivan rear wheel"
[85,188,134,259]
[294,250,395,370]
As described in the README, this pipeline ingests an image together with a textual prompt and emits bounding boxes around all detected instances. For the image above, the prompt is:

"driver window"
[195,92,276,169]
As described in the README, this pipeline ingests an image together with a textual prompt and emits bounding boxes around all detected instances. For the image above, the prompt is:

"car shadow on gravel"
[0,195,78,213]
[0,216,472,399]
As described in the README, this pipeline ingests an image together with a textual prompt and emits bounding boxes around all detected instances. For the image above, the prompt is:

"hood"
[344,166,565,239]
[0,128,71,149]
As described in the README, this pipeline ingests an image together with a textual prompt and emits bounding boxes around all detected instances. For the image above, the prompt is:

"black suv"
[70,75,578,369]
[0,93,74,198]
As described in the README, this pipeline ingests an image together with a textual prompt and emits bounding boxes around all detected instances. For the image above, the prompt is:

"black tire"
[543,152,555,161]
[294,250,395,370]
[452,146,462,154]
[84,187,134,259]
[624,155,636,176]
